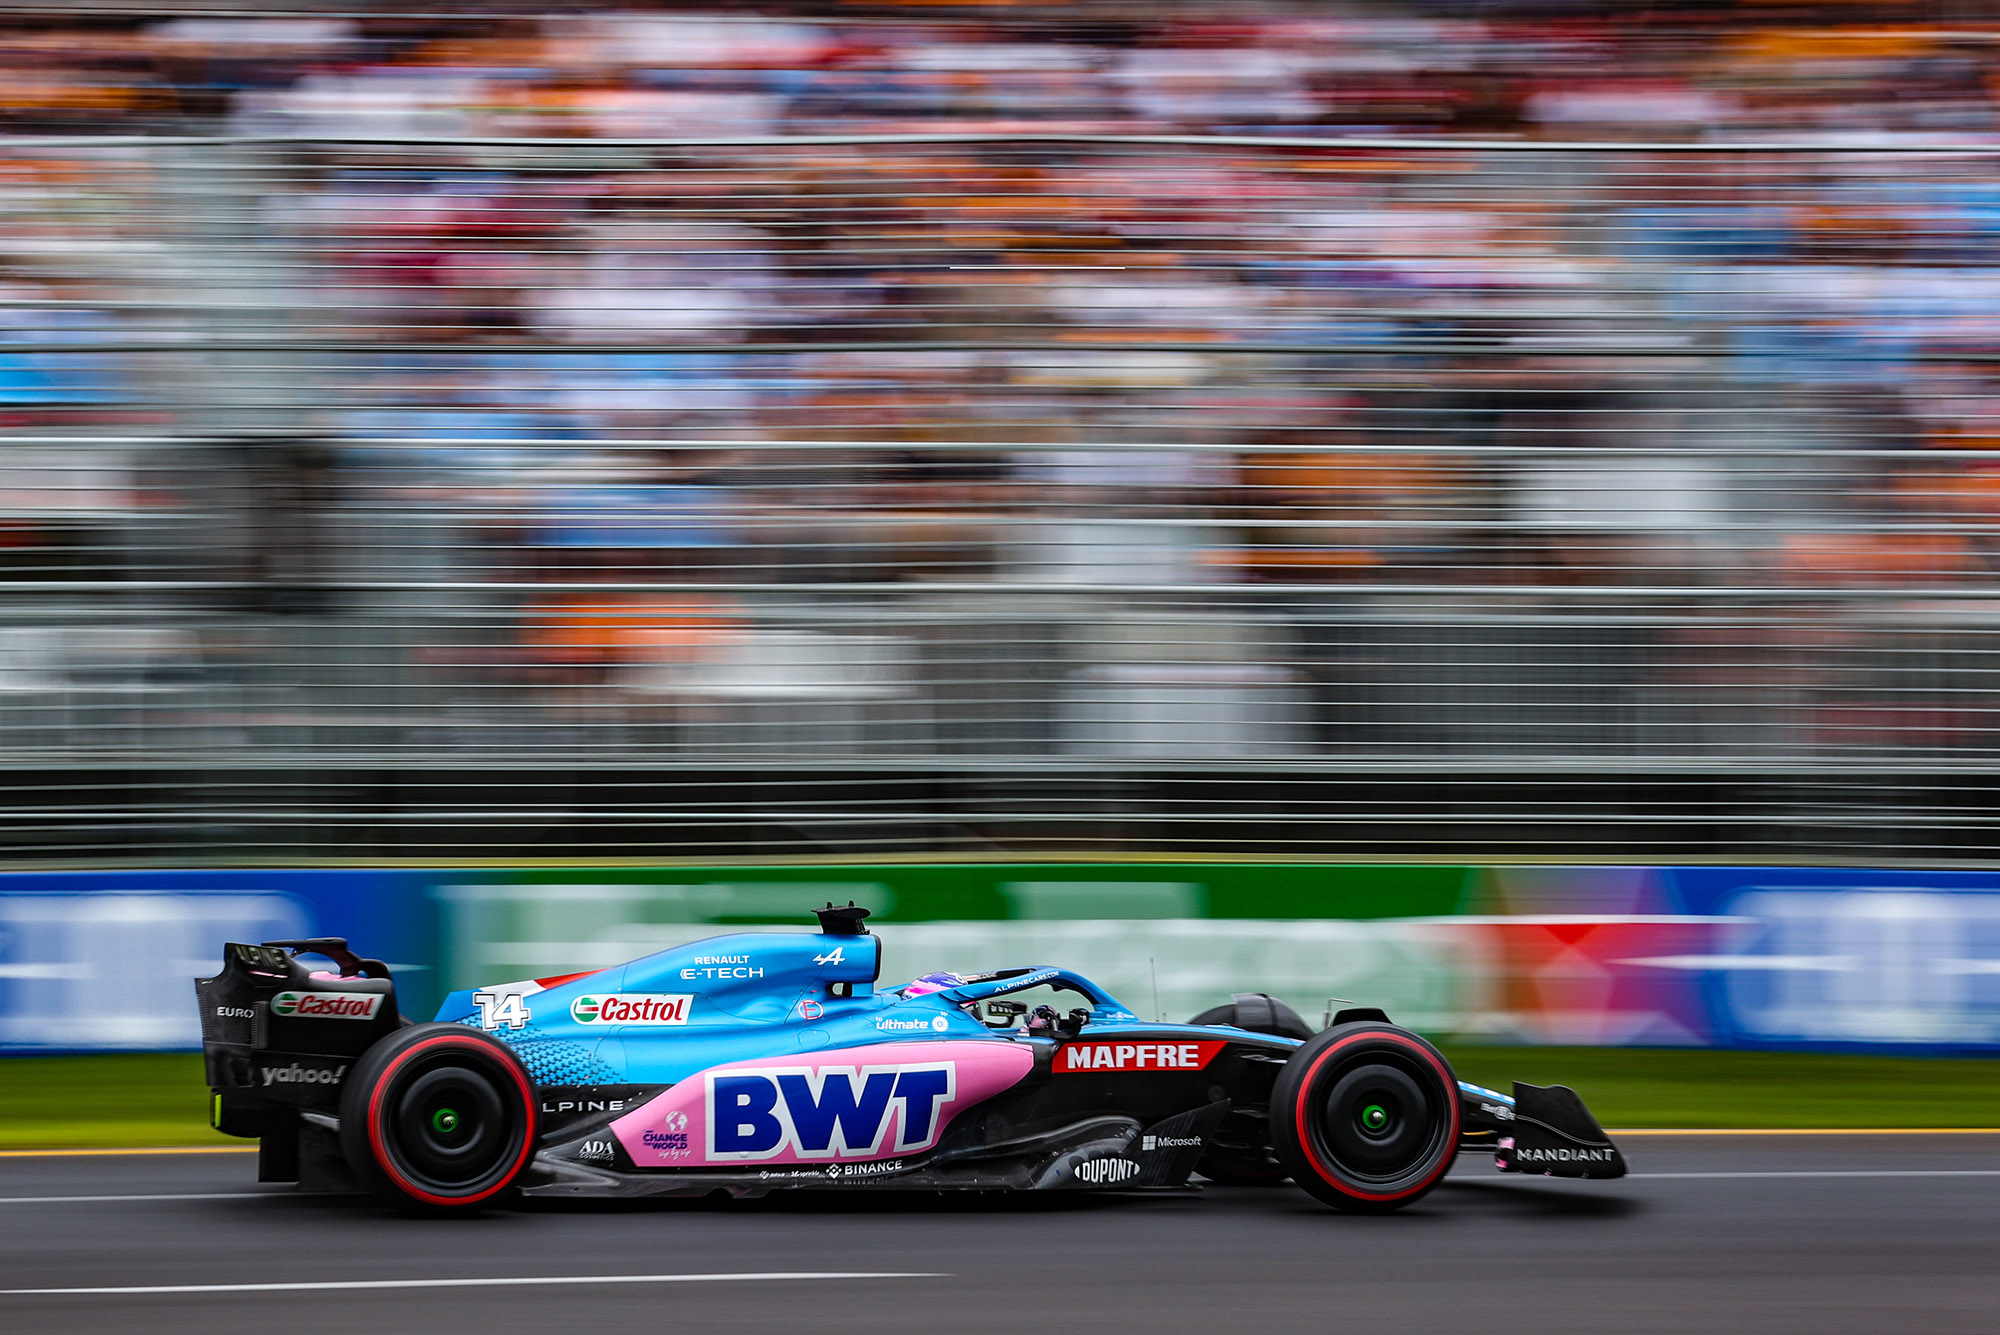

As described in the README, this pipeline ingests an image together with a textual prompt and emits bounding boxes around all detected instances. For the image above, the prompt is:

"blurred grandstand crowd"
[2,5,1997,140]
[3,3,2000,777]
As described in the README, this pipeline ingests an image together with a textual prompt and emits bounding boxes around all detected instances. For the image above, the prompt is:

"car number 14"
[472,990,532,1031]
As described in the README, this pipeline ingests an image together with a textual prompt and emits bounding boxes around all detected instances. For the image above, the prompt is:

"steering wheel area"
[938,967,1125,1035]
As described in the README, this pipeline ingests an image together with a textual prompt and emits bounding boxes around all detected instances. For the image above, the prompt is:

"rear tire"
[339,1024,539,1214]
[1270,1023,1459,1213]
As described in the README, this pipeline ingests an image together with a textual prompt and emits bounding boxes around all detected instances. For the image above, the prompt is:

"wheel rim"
[1304,1050,1451,1192]
[378,1055,523,1198]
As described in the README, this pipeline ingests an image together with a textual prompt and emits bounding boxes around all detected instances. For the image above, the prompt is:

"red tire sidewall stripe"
[1292,1031,1461,1203]
[367,1035,536,1208]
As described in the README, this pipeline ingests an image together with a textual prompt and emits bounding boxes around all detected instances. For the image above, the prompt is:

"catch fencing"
[5,134,2000,858]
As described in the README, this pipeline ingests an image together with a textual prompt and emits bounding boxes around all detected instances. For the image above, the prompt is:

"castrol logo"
[269,991,383,1021]
[570,993,692,1026]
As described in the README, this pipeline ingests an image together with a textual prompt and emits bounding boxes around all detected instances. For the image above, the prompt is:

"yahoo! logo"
[705,1062,957,1162]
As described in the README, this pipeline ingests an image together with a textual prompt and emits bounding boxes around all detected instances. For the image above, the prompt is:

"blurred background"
[4,0,2000,1087]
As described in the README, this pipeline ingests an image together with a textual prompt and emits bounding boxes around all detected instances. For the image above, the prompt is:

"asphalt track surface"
[1,1134,1997,1333]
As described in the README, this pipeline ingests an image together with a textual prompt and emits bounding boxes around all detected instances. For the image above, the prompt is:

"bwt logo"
[704,1062,958,1162]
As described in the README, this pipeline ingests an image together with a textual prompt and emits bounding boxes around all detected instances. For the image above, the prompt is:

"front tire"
[1271,1023,1459,1213]
[339,1024,539,1214]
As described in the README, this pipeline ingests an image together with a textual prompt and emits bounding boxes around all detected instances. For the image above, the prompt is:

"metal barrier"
[10,861,2000,1052]
[6,134,2000,859]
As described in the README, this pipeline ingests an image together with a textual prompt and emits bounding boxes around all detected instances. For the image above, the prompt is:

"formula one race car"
[195,904,1625,1214]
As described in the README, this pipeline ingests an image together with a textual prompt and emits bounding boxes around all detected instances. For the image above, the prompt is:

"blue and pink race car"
[196,903,1625,1214]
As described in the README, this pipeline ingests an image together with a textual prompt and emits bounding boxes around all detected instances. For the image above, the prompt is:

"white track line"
[1,1272,942,1298]
[11,1168,2000,1205]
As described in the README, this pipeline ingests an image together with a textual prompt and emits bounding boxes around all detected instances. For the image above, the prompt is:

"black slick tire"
[1270,1022,1460,1213]
[338,1023,539,1215]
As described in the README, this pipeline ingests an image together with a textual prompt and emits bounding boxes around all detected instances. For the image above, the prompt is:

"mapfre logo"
[269,991,382,1021]
[705,1062,957,1162]
[570,994,692,1026]
[1055,1041,1225,1073]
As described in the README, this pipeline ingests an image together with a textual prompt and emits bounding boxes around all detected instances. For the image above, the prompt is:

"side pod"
[1494,1083,1627,1179]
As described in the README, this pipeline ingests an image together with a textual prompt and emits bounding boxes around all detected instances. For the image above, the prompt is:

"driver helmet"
[902,971,965,998]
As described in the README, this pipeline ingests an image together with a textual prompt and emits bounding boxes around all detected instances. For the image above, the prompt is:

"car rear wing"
[195,938,402,1128]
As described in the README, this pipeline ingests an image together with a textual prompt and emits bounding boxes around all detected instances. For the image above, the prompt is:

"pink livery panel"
[610,1040,1036,1168]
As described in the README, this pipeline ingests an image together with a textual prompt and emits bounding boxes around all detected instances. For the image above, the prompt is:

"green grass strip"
[0,1047,1995,1150]
[0,1055,233,1150]
[1439,1045,2000,1130]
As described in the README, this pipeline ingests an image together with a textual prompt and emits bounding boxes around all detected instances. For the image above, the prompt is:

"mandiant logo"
[1513,1146,1615,1164]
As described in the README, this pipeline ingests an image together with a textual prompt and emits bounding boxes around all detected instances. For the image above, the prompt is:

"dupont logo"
[1055,1041,1226,1073]
[570,993,692,1026]
[1074,1157,1141,1185]
[269,991,383,1021]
